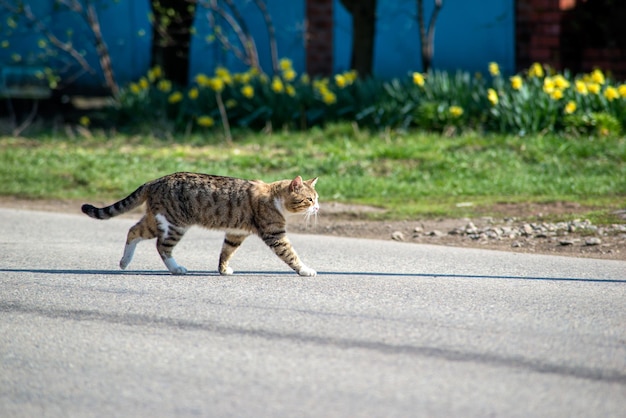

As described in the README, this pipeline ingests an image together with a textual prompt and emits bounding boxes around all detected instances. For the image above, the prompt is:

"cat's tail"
[81,185,147,220]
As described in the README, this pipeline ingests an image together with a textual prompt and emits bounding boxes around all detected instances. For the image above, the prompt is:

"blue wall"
[334,0,515,77]
[189,0,306,78]
[1,0,515,94]
[0,0,151,94]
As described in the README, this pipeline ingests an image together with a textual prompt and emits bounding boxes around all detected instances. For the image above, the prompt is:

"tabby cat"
[81,172,319,276]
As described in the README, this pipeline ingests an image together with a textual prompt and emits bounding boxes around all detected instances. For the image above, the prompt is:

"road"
[1,207,625,417]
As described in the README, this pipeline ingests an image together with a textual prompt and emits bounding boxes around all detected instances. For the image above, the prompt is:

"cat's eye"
[307,197,313,202]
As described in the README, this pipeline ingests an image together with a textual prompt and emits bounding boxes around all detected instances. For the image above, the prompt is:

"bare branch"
[202,0,261,72]
[251,0,278,74]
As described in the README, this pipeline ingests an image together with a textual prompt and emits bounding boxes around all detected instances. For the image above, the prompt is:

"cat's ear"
[290,176,303,192]
[306,177,318,188]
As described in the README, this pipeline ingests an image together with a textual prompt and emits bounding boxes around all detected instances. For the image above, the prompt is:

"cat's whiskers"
[302,207,318,229]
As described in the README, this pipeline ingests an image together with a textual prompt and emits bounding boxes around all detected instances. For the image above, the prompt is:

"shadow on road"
[1,268,624,283]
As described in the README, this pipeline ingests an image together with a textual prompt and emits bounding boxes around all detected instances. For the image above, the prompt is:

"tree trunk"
[150,0,197,86]
[416,0,443,73]
[339,0,376,77]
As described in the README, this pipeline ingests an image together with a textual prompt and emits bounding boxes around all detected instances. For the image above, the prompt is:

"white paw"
[119,258,130,270]
[170,265,188,275]
[298,266,317,277]
[220,266,234,275]
[164,258,187,275]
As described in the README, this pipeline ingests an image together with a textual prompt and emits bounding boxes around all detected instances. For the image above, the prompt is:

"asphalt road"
[1,207,625,418]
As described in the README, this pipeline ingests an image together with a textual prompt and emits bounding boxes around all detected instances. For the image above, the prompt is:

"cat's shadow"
[0,268,623,283]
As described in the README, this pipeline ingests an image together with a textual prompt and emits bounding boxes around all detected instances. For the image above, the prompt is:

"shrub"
[105,61,626,138]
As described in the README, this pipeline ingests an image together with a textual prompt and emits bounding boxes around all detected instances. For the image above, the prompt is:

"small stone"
[391,231,406,241]
[413,226,423,234]
[511,241,523,248]
[559,239,575,246]
[522,224,534,236]
[585,237,602,246]
[429,230,445,237]
[465,222,478,234]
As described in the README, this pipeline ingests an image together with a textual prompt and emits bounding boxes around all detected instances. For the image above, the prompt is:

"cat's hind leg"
[120,215,158,270]
[219,232,249,275]
[155,214,189,275]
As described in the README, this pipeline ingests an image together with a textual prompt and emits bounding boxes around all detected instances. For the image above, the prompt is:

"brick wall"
[305,0,334,76]
[516,0,626,80]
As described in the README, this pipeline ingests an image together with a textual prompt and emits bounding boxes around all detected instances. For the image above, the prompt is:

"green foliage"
[101,61,626,137]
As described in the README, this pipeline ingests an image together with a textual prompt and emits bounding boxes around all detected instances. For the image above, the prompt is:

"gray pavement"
[1,207,625,417]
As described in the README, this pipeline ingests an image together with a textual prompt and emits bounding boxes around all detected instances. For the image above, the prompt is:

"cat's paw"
[164,257,187,275]
[169,265,188,275]
[119,258,130,270]
[297,266,317,277]
[220,267,234,275]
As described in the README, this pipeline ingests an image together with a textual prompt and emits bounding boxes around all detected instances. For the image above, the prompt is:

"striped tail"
[81,185,147,220]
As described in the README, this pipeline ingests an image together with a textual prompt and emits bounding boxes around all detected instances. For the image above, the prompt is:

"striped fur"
[81,172,319,276]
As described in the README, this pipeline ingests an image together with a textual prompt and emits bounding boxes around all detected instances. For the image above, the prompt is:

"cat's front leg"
[261,232,316,276]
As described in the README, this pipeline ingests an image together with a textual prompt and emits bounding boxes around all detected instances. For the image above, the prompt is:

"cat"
[81,172,319,276]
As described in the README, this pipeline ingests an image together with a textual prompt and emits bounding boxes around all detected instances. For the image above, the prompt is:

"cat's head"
[281,176,319,216]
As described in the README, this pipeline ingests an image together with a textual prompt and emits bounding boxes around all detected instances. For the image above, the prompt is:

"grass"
[1,124,625,220]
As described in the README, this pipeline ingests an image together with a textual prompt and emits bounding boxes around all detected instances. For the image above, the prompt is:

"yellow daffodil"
[197,116,215,127]
[215,67,232,84]
[79,116,90,127]
[168,91,183,104]
[553,74,570,90]
[279,58,292,71]
[286,85,296,97]
[209,77,225,92]
[271,77,284,93]
[488,62,500,76]
[528,62,544,78]
[241,84,254,99]
[564,101,576,114]
[188,87,199,100]
[139,77,149,90]
[604,86,619,101]
[345,70,358,83]
[300,74,310,84]
[157,79,171,92]
[412,72,425,87]
[195,73,211,88]
[487,88,498,106]
[1,40,9,48]
[510,75,523,90]
[148,66,162,82]
[129,83,141,94]
[322,91,336,105]
[335,74,347,88]
[543,77,556,94]
[575,80,587,95]
[550,89,563,100]
[618,84,626,98]
[591,69,605,85]
[449,106,463,117]
[225,99,237,108]
[37,39,47,49]
[587,82,601,95]
[283,69,297,82]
